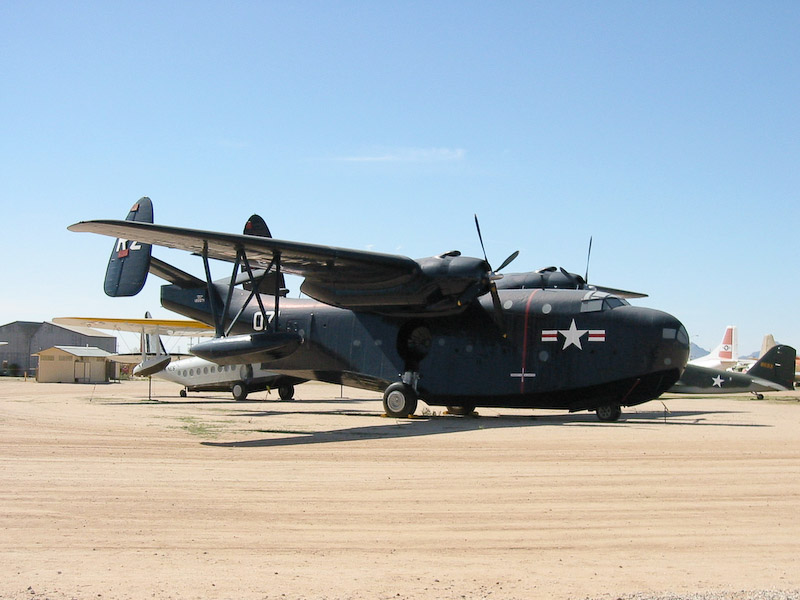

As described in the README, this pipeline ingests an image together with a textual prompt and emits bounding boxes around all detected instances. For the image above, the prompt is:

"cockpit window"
[580,292,629,312]
[663,326,690,345]
[581,299,604,313]
[604,297,627,309]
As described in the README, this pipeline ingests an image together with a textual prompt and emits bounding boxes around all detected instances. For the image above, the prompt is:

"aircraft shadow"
[202,415,536,448]
[202,406,767,449]
[109,397,369,406]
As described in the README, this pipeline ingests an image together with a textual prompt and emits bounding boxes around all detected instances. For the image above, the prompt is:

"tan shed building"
[35,346,114,383]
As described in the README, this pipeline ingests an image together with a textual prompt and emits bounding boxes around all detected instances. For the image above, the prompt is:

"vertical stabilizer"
[104,197,153,297]
[133,310,172,377]
[747,345,796,391]
[242,214,287,295]
[713,325,737,362]
[143,311,168,357]
[760,334,776,359]
[690,325,739,369]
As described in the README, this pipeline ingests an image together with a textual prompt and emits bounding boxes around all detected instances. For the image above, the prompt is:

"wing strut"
[202,242,224,337]
[273,252,281,332]
[201,241,281,338]
[235,249,275,335]
[221,250,243,334]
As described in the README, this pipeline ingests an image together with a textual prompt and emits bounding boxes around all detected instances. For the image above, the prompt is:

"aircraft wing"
[52,317,216,337]
[108,353,148,365]
[68,220,420,286]
[589,285,648,299]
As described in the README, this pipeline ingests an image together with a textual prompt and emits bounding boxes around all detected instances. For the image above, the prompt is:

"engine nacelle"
[190,331,302,365]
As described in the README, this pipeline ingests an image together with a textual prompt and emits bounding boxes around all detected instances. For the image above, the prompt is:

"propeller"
[581,236,648,298]
[584,236,593,284]
[474,215,519,336]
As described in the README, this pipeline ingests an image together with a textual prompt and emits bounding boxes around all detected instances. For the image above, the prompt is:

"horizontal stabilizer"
[191,332,302,365]
[149,256,206,288]
[133,355,172,377]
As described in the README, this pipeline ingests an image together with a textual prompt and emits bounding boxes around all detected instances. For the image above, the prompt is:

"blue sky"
[1,1,798,355]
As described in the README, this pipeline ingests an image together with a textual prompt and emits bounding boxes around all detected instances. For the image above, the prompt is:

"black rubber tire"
[278,384,295,401]
[179,389,187,398]
[232,381,248,401]
[596,404,622,422]
[383,382,418,418]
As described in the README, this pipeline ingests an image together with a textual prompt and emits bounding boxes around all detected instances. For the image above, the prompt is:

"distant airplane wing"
[52,316,216,337]
[108,353,147,365]
[589,285,648,300]
[69,220,420,286]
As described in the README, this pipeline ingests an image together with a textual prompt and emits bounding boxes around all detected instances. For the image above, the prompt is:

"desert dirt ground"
[1,377,799,600]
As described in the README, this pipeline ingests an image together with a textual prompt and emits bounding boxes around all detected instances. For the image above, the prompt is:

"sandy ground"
[1,377,799,600]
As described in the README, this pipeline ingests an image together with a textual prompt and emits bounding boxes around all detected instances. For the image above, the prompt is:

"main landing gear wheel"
[446,404,475,416]
[383,382,418,418]
[278,384,295,401]
[595,404,622,422]
[179,389,187,398]
[232,381,248,401]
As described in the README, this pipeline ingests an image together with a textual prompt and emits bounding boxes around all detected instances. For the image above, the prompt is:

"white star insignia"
[560,319,588,350]
[712,375,724,388]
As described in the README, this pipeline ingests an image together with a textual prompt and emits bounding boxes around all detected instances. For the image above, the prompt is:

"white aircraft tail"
[690,325,738,369]
[760,334,776,359]
[142,311,168,357]
[711,325,737,363]
[133,312,172,377]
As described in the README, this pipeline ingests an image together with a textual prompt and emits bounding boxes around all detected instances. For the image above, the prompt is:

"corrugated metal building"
[35,346,114,383]
[0,321,116,376]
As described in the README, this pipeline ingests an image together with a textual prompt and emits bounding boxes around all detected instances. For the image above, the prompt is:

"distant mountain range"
[690,342,760,361]
[689,342,708,360]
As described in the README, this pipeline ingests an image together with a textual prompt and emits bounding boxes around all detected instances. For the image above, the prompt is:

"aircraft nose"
[617,308,690,402]
[652,311,690,373]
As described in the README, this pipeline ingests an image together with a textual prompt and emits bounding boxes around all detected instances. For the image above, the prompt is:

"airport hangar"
[0,321,117,380]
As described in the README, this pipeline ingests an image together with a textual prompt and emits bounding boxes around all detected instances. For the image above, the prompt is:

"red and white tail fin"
[713,325,736,362]
[690,326,738,369]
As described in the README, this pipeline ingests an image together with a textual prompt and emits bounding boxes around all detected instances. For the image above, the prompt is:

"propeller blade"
[496,250,519,273]
[474,214,510,337]
[488,281,508,338]
[474,214,489,265]
[584,236,593,283]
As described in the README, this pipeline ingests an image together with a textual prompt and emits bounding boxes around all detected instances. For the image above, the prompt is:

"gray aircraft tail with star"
[669,344,795,396]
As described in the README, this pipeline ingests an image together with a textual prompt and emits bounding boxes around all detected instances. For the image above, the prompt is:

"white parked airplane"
[52,316,303,401]
[689,325,738,370]
[157,355,300,401]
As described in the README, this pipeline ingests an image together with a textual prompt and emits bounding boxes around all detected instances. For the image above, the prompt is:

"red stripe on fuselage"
[520,290,539,393]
